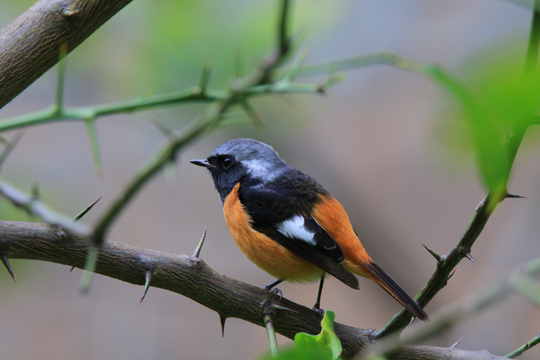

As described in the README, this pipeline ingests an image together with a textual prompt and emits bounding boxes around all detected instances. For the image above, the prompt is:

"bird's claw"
[268,287,283,301]
[312,307,325,316]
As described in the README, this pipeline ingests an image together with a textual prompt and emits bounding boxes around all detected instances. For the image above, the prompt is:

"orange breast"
[223,183,323,283]
[312,195,372,278]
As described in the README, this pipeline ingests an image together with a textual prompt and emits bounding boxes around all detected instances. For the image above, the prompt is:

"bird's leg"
[264,279,284,300]
[312,274,325,314]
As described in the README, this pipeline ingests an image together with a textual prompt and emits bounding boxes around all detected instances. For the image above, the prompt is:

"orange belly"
[223,183,323,283]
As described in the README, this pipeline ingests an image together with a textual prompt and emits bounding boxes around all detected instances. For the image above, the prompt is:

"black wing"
[239,170,359,289]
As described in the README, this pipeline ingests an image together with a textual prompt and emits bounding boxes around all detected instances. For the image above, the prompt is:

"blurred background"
[1,0,540,359]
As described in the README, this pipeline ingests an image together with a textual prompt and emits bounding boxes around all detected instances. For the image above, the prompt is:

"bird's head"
[190,138,288,202]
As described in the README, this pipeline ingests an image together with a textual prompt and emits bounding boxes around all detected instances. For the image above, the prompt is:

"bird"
[190,138,427,321]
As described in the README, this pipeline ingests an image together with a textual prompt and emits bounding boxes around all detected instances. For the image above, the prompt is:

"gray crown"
[211,138,289,182]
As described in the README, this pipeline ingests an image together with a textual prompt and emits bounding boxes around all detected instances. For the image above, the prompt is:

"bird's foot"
[312,302,325,316]
[263,279,284,301]
[267,287,283,301]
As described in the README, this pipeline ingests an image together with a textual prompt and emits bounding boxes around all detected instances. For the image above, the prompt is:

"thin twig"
[264,313,279,357]
[91,0,294,245]
[375,195,497,338]
[0,180,90,237]
[0,88,224,133]
[0,130,24,171]
[505,333,540,358]
[91,107,226,245]
[375,29,540,333]
[366,258,540,360]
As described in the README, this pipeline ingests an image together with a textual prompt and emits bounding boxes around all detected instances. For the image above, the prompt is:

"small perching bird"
[191,138,427,321]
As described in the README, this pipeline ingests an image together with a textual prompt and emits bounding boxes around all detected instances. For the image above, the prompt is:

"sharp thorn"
[72,197,101,222]
[1,254,16,282]
[138,269,153,307]
[422,243,441,262]
[448,267,457,280]
[464,253,475,262]
[506,193,526,199]
[84,118,103,180]
[240,100,265,134]
[0,129,24,171]
[282,49,308,82]
[219,313,227,338]
[319,72,345,93]
[450,337,463,349]
[192,226,208,258]
[149,116,174,138]
[61,9,80,17]
[69,266,75,272]
[273,304,298,313]
[198,60,212,94]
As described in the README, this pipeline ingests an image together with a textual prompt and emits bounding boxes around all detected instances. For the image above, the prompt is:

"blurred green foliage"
[439,45,540,196]
[511,274,540,307]
[0,198,33,222]
[49,0,346,95]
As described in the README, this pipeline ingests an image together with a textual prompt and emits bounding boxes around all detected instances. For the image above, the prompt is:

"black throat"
[209,162,253,204]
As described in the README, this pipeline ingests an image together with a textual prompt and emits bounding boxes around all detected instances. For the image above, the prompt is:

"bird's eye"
[221,156,234,169]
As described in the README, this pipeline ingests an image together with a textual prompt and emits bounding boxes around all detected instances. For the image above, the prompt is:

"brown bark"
[391,346,503,360]
[0,0,133,109]
[0,220,507,360]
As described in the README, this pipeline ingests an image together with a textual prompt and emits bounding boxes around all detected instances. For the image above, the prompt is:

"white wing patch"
[277,215,316,245]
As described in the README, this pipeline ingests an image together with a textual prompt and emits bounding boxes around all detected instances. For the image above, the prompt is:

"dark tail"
[364,262,428,321]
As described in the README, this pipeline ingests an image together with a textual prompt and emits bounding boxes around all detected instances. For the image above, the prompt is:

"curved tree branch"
[0,220,508,360]
[375,194,497,337]
[0,0,133,109]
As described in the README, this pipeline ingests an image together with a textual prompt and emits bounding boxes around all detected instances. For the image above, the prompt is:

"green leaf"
[257,311,342,360]
[438,50,540,195]
[294,311,342,360]
[258,347,329,360]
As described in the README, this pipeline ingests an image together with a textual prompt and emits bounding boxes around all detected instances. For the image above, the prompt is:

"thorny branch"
[1,1,540,359]
[0,220,517,360]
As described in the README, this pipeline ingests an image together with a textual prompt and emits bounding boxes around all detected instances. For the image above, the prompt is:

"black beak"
[190,159,213,168]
